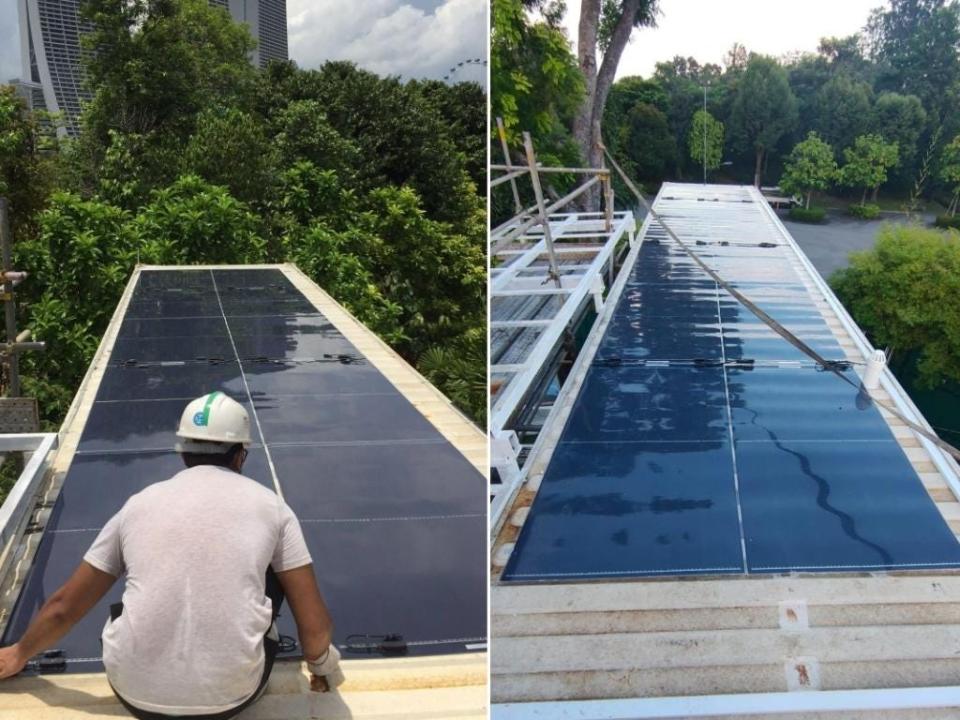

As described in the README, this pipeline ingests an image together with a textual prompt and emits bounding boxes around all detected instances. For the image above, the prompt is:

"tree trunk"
[753,148,763,187]
[861,187,867,205]
[573,0,641,210]
[871,185,879,202]
[806,191,811,210]
[950,193,958,217]
[572,0,601,159]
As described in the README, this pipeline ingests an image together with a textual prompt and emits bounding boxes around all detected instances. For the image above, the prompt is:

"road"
[779,210,936,279]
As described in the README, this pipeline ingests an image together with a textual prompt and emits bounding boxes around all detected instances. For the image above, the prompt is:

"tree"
[0,86,57,239]
[871,92,927,180]
[729,55,798,187]
[813,74,873,156]
[184,107,278,206]
[617,103,676,185]
[940,135,960,215]
[653,56,722,177]
[491,0,583,219]
[687,109,724,178]
[866,0,960,124]
[832,223,960,387]
[603,75,668,150]
[780,132,838,208]
[840,133,899,204]
[80,0,257,140]
[572,0,659,206]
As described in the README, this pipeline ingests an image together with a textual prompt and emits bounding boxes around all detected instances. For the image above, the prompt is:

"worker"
[0,391,343,718]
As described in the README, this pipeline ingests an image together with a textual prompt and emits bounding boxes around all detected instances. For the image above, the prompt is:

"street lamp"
[702,84,708,184]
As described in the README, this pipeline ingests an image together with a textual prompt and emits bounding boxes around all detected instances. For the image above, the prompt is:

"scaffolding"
[489,123,637,531]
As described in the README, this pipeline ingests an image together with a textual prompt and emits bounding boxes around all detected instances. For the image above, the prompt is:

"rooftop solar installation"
[502,185,960,582]
[2,267,486,671]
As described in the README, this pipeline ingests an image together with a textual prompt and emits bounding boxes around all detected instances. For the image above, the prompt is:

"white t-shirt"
[83,464,312,715]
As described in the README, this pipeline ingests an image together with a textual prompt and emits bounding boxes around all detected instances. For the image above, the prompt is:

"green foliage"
[491,0,583,146]
[184,107,277,205]
[729,55,798,182]
[417,327,487,424]
[940,134,960,215]
[812,74,873,155]
[491,0,583,220]
[871,92,926,173]
[615,103,676,186]
[132,175,267,264]
[0,1,483,431]
[780,132,838,208]
[935,214,960,228]
[13,193,134,424]
[0,86,57,238]
[840,133,899,203]
[687,109,724,173]
[80,0,257,140]
[832,223,960,386]
[866,0,960,124]
[788,206,827,223]
[653,57,722,177]
[847,202,882,219]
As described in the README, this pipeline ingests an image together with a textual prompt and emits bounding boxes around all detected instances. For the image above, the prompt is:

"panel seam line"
[210,270,284,499]
[717,280,749,573]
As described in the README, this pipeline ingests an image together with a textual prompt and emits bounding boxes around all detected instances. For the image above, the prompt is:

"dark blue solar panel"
[3,268,486,669]
[504,221,960,582]
[501,442,744,581]
[737,440,960,572]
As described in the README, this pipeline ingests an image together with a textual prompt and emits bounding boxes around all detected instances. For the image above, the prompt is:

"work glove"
[306,644,344,691]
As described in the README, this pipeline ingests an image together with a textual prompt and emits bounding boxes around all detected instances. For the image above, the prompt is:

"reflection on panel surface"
[3,269,486,669]
[503,218,960,582]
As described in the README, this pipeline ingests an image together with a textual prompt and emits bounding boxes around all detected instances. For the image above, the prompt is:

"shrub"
[848,203,882,220]
[934,214,960,229]
[788,206,827,223]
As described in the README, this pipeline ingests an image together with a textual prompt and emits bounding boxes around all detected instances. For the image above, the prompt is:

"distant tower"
[221,0,288,68]
[17,0,288,134]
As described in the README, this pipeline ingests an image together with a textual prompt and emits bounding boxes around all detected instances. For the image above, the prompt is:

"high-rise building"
[17,0,288,134]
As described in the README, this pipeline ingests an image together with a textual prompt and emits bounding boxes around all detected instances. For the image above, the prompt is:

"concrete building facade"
[16,0,288,134]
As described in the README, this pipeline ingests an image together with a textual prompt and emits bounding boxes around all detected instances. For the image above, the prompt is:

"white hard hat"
[175,391,252,453]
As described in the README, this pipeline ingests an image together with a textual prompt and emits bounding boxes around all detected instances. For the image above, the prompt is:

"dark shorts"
[109,568,285,720]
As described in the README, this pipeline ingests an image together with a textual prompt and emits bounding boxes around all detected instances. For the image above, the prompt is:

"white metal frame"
[489,211,635,530]
[0,432,58,577]
[489,203,654,537]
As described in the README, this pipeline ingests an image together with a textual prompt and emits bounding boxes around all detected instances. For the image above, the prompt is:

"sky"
[0,0,487,84]
[559,0,882,79]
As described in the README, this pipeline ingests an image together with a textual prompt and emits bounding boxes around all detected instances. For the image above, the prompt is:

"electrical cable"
[601,145,960,463]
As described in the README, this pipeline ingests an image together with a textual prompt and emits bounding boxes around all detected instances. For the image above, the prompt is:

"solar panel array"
[503,187,960,582]
[3,268,487,670]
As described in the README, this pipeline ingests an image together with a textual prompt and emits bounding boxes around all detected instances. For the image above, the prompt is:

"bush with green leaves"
[788,206,827,223]
[847,203,882,219]
[935,214,960,229]
[13,193,135,424]
[132,175,267,264]
[832,224,960,387]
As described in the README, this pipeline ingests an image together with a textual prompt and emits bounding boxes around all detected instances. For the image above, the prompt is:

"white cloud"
[287,0,487,83]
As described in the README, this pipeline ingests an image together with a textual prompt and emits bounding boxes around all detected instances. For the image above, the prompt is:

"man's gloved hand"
[306,644,344,691]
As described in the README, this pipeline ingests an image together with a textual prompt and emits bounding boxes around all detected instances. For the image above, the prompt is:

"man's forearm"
[299,622,333,661]
[15,595,76,659]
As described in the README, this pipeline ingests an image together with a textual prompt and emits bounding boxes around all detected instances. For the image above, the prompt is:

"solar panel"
[3,268,486,670]
[502,195,960,582]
